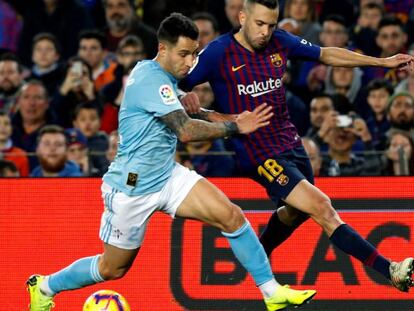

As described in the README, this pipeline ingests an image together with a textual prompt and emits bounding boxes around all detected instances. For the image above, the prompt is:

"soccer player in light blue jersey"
[27,13,317,311]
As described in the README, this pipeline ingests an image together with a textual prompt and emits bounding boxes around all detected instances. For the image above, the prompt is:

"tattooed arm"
[161,103,273,143]
[161,109,239,143]
[190,108,238,123]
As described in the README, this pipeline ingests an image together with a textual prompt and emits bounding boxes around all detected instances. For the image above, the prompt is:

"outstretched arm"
[320,47,414,70]
[161,104,273,143]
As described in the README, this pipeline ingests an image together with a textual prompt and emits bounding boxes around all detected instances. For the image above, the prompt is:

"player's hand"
[383,54,414,70]
[235,103,273,134]
[180,92,201,114]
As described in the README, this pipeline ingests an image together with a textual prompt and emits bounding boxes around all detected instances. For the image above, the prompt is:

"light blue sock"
[48,255,104,294]
[222,221,274,286]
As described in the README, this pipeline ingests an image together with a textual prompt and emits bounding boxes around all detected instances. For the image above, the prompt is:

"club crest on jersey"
[270,53,283,67]
[159,84,178,105]
[276,174,289,186]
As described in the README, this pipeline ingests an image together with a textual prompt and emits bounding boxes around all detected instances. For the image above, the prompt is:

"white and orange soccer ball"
[83,290,131,311]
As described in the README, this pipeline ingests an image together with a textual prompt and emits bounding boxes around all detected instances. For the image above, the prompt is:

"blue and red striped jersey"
[180,29,321,171]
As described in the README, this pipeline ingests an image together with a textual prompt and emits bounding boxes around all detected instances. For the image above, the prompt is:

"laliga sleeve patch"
[159,84,179,105]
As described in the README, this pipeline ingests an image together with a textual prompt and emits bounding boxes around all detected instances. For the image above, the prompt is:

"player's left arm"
[319,47,414,70]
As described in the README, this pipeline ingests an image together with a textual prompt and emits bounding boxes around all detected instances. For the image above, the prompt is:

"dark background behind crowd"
[0,0,414,177]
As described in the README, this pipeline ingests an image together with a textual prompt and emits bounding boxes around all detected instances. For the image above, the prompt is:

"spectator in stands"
[224,0,244,31]
[395,43,414,96]
[17,0,93,66]
[78,29,117,91]
[305,15,350,94]
[100,34,145,134]
[306,93,335,146]
[320,116,382,176]
[29,32,65,98]
[302,136,322,176]
[324,66,363,104]
[73,102,108,176]
[52,56,101,128]
[0,53,25,115]
[103,0,158,58]
[0,110,29,176]
[367,16,409,86]
[0,159,19,177]
[191,12,220,50]
[382,129,414,175]
[351,2,384,56]
[386,92,414,138]
[11,80,56,169]
[31,125,82,177]
[364,79,393,150]
[281,0,321,44]
[65,127,100,177]
[0,0,23,53]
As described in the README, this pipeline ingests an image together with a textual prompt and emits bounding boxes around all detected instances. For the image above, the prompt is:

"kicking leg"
[285,179,413,292]
[176,178,316,310]
[27,244,139,310]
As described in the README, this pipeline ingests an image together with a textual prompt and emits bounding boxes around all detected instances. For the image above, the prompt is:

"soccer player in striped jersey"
[180,0,414,293]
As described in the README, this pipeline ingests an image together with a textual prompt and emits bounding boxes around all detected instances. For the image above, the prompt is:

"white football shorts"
[99,163,203,249]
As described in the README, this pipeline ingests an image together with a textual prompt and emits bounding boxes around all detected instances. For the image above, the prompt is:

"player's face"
[161,36,199,79]
[239,3,279,50]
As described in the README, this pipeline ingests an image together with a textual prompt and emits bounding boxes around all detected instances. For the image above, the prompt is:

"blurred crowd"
[0,0,413,178]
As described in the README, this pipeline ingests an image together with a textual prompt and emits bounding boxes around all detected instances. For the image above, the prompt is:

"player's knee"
[311,195,334,220]
[218,203,245,233]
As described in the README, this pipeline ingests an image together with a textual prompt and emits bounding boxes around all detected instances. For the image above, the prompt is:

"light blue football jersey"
[103,60,183,195]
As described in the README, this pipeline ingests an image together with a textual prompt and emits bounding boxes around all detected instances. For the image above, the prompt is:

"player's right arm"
[161,104,273,143]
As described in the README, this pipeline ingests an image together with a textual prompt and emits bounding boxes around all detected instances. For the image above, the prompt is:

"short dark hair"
[366,78,393,96]
[37,125,66,144]
[117,34,144,52]
[32,32,62,55]
[378,15,405,33]
[74,102,102,120]
[323,14,347,29]
[157,13,199,45]
[0,52,23,73]
[361,2,384,15]
[191,12,220,33]
[0,160,18,177]
[79,29,107,50]
[245,0,279,9]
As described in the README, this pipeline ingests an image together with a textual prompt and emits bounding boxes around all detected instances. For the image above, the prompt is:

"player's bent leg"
[98,243,139,280]
[176,178,317,309]
[27,245,139,311]
[284,179,343,236]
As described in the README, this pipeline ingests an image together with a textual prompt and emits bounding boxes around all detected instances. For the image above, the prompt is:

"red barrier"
[1,177,414,310]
